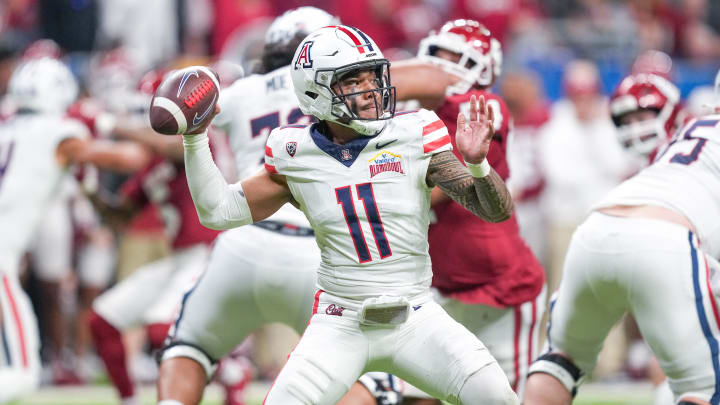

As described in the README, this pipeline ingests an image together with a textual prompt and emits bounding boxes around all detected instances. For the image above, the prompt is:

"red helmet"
[137,68,170,95]
[127,68,173,120]
[609,73,681,156]
[417,19,502,94]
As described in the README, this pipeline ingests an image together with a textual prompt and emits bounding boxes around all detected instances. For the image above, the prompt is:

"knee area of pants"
[457,366,518,405]
[272,356,348,405]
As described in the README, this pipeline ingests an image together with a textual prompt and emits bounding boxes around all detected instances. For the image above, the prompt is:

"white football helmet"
[417,19,502,94]
[290,25,396,136]
[8,57,78,114]
[265,7,340,46]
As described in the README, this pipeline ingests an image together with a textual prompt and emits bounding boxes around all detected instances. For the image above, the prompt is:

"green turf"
[11,381,654,405]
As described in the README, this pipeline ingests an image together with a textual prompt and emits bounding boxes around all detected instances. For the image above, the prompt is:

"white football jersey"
[214,65,312,226]
[265,109,453,300]
[594,114,720,258]
[0,114,88,275]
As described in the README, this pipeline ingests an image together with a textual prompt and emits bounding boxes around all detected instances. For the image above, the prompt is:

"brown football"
[149,66,220,135]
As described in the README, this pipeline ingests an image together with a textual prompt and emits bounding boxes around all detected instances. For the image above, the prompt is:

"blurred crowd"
[0,0,718,395]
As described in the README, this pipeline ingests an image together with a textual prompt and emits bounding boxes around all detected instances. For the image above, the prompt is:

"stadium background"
[1,0,719,404]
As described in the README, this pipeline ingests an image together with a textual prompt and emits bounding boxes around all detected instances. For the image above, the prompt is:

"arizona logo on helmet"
[294,41,313,69]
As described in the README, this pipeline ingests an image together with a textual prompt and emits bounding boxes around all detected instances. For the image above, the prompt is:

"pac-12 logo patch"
[368,150,404,178]
[286,141,297,157]
[294,41,313,70]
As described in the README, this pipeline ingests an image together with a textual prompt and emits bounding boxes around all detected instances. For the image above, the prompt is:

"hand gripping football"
[149,66,220,135]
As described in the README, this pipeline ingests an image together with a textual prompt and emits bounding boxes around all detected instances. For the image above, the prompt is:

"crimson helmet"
[609,73,681,156]
[417,19,502,94]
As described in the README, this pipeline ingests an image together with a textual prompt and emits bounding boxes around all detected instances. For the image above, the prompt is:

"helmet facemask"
[312,59,396,135]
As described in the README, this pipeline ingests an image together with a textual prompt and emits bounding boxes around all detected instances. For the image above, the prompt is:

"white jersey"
[265,109,452,300]
[214,65,312,227]
[0,114,88,275]
[594,114,720,258]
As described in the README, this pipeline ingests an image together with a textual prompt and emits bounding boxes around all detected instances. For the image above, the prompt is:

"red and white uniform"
[547,115,720,401]
[262,110,510,404]
[424,90,546,395]
[92,157,220,331]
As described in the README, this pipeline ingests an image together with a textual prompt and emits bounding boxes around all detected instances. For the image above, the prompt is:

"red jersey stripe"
[312,290,324,315]
[264,163,277,174]
[423,135,451,153]
[422,120,445,136]
[265,145,273,158]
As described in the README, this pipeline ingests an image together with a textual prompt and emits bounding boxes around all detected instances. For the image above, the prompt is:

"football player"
[393,20,547,403]
[524,74,720,404]
[0,57,150,404]
[157,7,462,405]
[177,24,516,405]
[609,72,690,163]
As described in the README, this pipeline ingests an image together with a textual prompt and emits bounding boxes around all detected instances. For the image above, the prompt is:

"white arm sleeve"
[183,132,253,230]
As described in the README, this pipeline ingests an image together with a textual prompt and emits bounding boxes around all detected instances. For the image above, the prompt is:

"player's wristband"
[465,159,492,178]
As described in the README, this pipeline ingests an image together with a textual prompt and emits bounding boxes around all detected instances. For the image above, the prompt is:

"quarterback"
[180,25,516,405]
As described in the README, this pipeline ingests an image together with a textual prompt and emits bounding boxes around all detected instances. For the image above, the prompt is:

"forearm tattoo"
[426,151,513,222]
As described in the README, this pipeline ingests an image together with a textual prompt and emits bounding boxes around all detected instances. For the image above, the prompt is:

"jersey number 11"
[336,183,392,263]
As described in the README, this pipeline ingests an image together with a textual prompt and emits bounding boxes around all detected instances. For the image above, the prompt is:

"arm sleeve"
[182,131,252,230]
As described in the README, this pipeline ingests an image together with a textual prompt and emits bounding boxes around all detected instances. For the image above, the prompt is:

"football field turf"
[12,381,655,405]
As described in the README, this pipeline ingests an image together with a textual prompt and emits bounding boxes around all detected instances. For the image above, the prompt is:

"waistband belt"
[252,220,314,237]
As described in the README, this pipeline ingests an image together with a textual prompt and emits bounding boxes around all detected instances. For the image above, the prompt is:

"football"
[149,66,220,135]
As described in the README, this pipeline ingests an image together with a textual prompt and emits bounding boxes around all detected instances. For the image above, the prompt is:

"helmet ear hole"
[305,91,319,100]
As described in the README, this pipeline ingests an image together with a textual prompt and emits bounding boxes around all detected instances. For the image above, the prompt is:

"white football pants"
[547,212,720,402]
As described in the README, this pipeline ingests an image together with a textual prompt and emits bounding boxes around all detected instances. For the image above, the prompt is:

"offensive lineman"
[524,73,720,404]
[179,25,516,405]
[0,57,149,404]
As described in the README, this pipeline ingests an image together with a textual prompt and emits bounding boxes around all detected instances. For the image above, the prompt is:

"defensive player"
[0,57,149,404]
[156,8,463,405]
[399,20,546,402]
[178,25,516,405]
[524,75,720,404]
[609,72,689,163]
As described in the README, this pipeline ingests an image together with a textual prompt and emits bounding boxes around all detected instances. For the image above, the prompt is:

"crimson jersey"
[428,89,545,307]
[121,157,219,249]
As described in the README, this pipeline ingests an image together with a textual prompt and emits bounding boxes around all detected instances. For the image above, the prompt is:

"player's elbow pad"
[196,182,253,230]
[183,133,253,229]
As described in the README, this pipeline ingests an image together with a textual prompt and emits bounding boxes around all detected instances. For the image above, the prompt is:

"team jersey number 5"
[336,183,392,263]
[669,118,720,165]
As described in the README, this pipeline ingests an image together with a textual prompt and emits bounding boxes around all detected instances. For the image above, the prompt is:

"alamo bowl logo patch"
[368,151,404,178]
[286,141,297,157]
